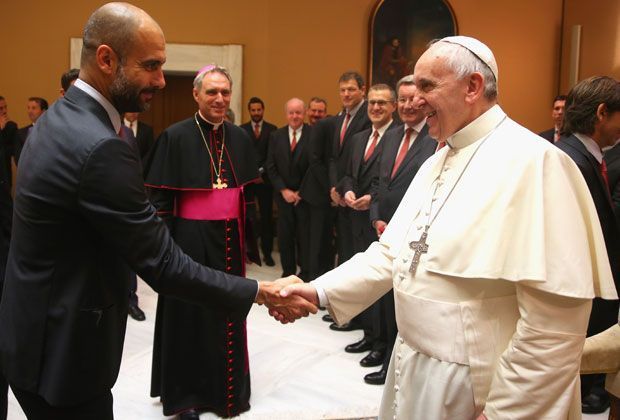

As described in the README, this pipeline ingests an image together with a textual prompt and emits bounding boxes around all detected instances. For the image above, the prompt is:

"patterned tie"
[391,127,413,178]
[340,112,351,146]
[364,130,379,162]
[254,123,260,139]
[290,129,297,152]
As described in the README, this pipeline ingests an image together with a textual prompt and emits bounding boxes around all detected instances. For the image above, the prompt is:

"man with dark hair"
[60,68,80,96]
[327,70,371,331]
[539,94,567,143]
[0,4,313,419]
[556,75,620,414]
[307,97,327,125]
[240,96,277,266]
[16,97,49,159]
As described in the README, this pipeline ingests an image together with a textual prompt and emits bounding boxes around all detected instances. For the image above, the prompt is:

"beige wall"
[0,0,583,133]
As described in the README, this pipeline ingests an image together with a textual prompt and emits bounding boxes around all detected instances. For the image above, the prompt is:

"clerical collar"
[405,118,427,136]
[73,78,122,134]
[574,133,603,163]
[197,110,223,130]
[447,104,505,149]
[346,99,365,119]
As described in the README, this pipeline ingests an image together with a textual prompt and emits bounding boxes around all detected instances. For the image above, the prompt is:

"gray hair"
[429,40,498,100]
[193,64,233,90]
[396,75,415,93]
[285,97,306,111]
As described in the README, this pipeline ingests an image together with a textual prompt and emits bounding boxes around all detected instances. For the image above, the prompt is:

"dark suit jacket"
[0,121,19,186]
[15,124,33,164]
[556,134,620,301]
[369,124,436,224]
[338,121,397,197]
[328,102,372,188]
[539,128,555,143]
[266,124,310,192]
[299,116,337,206]
[0,87,258,406]
[135,120,154,160]
[240,120,277,181]
[604,142,620,228]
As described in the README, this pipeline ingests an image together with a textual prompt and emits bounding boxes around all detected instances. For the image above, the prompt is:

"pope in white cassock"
[277,36,618,419]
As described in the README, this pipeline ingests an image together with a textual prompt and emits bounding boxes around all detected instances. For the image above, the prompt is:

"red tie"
[391,128,413,178]
[254,123,260,139]
[340,112,351,146]
[601,160,610,192]
[290,129,297,152]
[364,130,379,162]
[436,141,446,152]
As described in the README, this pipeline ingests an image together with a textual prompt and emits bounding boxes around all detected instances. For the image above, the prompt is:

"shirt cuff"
[316,285,329,308]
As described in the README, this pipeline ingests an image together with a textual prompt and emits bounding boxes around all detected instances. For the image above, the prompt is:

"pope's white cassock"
[313,104,618,419]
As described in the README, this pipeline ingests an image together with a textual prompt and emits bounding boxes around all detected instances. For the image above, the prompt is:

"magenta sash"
[174,187,247,276]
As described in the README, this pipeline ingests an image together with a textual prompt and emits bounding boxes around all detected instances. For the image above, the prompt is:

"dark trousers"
[307,202,333,280]
[12,387,113,420]
[336,206,354,266]
[377,290,397,369]
[0,374,6,420]
[255,183,274,258]
[128,272,138,306]
[275,195,310,279]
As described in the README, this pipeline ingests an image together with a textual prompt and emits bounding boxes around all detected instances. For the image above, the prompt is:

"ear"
[95,45,118,76]
[192,87,200,103]
[596,103,607,122]
[464,72,485,104]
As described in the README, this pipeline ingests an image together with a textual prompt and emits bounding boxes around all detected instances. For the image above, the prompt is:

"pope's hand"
[256,276,318,323]
[269,282,321,323]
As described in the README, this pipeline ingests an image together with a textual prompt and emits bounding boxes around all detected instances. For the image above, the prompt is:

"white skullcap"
[440,36,498,82]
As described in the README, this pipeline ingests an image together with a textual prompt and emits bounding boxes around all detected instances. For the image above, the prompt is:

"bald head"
[81,2,162,66]
[285,98,305,130]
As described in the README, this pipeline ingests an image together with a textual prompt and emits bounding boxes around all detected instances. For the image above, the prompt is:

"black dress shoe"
[345,337,374,353]
[329,322,362,332]
[360,350,385,367]
[264,255,275,266]
[582,391,610,414]
[179,409,200,420]
[364,368,387,385]
[322,314,333,323]
[128,304,145,321]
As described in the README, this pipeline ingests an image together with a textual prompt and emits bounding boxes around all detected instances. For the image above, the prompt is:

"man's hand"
[330,187,342,206]
[373,220,387,238]
[256,276,318,323]
[350,194,371,211]
[0,114,8,130]
[344,191,357,207]
[281,188,300,204]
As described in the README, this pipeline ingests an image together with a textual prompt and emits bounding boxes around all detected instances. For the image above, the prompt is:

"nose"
[154,69,166,90]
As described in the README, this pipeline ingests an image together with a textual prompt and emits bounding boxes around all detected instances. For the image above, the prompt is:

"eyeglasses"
[368,100,393,107]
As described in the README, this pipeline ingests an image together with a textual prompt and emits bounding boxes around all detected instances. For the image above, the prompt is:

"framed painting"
[369,0,458,89]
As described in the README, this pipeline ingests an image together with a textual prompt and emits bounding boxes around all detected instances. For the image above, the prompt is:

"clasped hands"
[344,191,371,211]
[256,276,321,324]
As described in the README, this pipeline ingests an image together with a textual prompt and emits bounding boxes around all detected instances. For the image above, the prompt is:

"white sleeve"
[484,285,592,419]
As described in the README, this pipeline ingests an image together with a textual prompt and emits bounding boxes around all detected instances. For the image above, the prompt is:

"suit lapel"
[567,135,611,200]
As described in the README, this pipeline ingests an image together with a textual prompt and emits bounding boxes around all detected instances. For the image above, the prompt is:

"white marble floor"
[5,257,611,420]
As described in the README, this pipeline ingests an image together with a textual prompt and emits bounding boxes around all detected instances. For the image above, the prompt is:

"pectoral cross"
[213,177,228,189]
[408,226,429,275]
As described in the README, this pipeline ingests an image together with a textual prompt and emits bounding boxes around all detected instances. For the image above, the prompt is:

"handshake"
[255,276,321,323]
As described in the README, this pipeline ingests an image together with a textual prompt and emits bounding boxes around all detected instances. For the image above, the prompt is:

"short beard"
[109,65,150,114]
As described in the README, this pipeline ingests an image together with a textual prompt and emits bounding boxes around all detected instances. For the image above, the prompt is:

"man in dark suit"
[300,113,335,281]
[337,84,397,372]
[16,97,48,162]
[539,94,567,143]
[267,98,311,280]
[605,140,620,228]
[556,76,620,414]
[0,96,19,189]
[362,75,437,385]
[123,112,154,161]
[240,97,277,266]
[0,4,313,419]
[60,68,80,97]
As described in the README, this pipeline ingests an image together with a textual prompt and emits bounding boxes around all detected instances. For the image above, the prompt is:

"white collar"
[73,79,122,134]
[574,133,603,163]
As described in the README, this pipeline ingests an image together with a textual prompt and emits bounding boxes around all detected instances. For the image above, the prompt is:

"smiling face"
[397,84,425,127]
[413,51,471,141]
[286,99,305,130]
[339,79,365,110]
[307,100,327,125]
[367,89,395,128]
[193,71,232,123]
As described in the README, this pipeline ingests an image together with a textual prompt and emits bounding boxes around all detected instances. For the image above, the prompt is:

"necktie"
[290,129,297,152]
[436,141,446,152]
[254,123,260,139]
[340,112,351,146]
[601,160,610,193]
[554,129,560,142]
[391,127,413,178]
[364,130,379,162]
